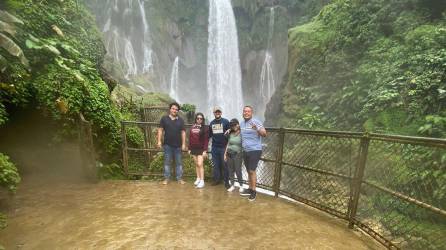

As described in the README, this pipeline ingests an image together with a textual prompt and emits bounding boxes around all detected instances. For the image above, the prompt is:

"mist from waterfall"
[259,7,276,108]
[100,0,153,79]
[207,0,243,120]
[169,56,180,102]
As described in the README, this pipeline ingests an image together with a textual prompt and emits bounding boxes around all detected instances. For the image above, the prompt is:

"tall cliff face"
[233,1,289,119]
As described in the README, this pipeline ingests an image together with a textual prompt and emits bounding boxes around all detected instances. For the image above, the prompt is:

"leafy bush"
[276,0,446,138]
[0,153,20,192]
[1,0,121,161]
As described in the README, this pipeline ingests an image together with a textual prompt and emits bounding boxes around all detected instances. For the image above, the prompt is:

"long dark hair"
[195,112,206,138]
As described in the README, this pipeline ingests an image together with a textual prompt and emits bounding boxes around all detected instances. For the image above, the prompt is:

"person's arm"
[251,120,267,137]
[157,127,163,148]
[181,129,186,151]
[188,127,192,154]
[203,126,209,157]
[157,118,165,148]
[223,138,229,162]
[257,127,267,137]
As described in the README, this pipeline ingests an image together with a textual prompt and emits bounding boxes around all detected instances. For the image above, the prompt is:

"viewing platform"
[0,179,381,249]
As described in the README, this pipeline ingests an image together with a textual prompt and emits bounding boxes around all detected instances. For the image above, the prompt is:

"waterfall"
[99,0,153,79]
[259,7,276,106]
[138,0,153,73]
[124,38,138,78]
[169,56,180,102]
[207,0,243,120]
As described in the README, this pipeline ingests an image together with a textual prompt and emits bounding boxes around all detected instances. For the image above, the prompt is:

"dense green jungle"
[0,0,445,248]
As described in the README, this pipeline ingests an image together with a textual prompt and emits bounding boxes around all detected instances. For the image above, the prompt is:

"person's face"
[213,110,222,119]
[231,123,239,131]
[196,116,204,124]
[243,107,253,120]
[169,105,179,116]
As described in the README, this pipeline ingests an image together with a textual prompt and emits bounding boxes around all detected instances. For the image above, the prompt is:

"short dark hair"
[169,102,180,110]
[243,105,253,112]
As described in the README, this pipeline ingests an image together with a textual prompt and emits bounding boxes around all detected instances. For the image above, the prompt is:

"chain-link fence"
[121,113,445,249]
[78,113,97,181]
[140,107,194,124]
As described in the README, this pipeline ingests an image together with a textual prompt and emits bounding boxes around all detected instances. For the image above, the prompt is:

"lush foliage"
[0,0,121,160]
[274,0,446,138]
[270,1,446,247]
[0,153,20,192]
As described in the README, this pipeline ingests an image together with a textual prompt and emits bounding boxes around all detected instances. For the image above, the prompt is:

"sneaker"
[248,191,257,201]
[196,180,205,189]
[239,187,245,193]
[240,189,251,197]
[227,185,235,192]
[194,178,200,186]
[162,179,168,185]
[178,180,186,185]
[225,183,231,189]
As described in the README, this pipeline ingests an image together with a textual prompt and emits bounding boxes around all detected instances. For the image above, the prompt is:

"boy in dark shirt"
[157,102,186,184]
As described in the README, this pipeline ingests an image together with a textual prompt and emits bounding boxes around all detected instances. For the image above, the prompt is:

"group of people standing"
[157,102,267,201]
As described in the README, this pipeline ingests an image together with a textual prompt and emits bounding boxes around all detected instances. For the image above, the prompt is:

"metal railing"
[78,113,97,181]
[120,120,446,250]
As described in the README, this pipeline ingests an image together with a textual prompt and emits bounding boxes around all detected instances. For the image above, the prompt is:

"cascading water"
[169,56,180,102]
[259,7,276,106]
[207,0,243,119]
[124,38,138,78]
[99,0,153,79]
[138,0,153,74]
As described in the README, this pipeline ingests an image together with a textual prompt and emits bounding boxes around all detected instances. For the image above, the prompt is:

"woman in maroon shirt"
[188,113,209,188]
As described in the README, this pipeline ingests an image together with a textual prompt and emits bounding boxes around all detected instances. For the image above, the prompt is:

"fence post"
[121,121,129,177]
[147,124,153,168]
[348,133,370,228]
[273,128,285,198]
[79,113,97,181]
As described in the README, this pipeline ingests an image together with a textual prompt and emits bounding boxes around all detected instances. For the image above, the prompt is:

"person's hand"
[250,122,257,130]
[224,129,231,135]
[182,144,187,152]
[188,150,191,155]
[202,151,207,158]
[224,153,227,162]
[157,141,162,149]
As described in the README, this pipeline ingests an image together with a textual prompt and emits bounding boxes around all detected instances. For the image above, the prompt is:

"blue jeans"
[211,146,229,185]
[163,145,183,180]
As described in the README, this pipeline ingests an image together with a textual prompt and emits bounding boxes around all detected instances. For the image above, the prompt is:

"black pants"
[227,152,243,185]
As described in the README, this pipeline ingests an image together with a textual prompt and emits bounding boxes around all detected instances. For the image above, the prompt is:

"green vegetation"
[275,0,446,138]
[0,153,20,192]
[0,0,121,161]
[269,1,446,248]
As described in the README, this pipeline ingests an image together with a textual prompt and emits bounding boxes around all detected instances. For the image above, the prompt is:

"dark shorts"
[243,150,262,171]
[190,148,205,156]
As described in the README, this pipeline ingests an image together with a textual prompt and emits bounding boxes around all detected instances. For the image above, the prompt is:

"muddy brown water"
[0,177,383,249]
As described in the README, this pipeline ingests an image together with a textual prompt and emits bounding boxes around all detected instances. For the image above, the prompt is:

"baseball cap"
[213,106,222,113]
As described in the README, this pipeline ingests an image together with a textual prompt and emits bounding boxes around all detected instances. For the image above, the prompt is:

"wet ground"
[0,177,382,249]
